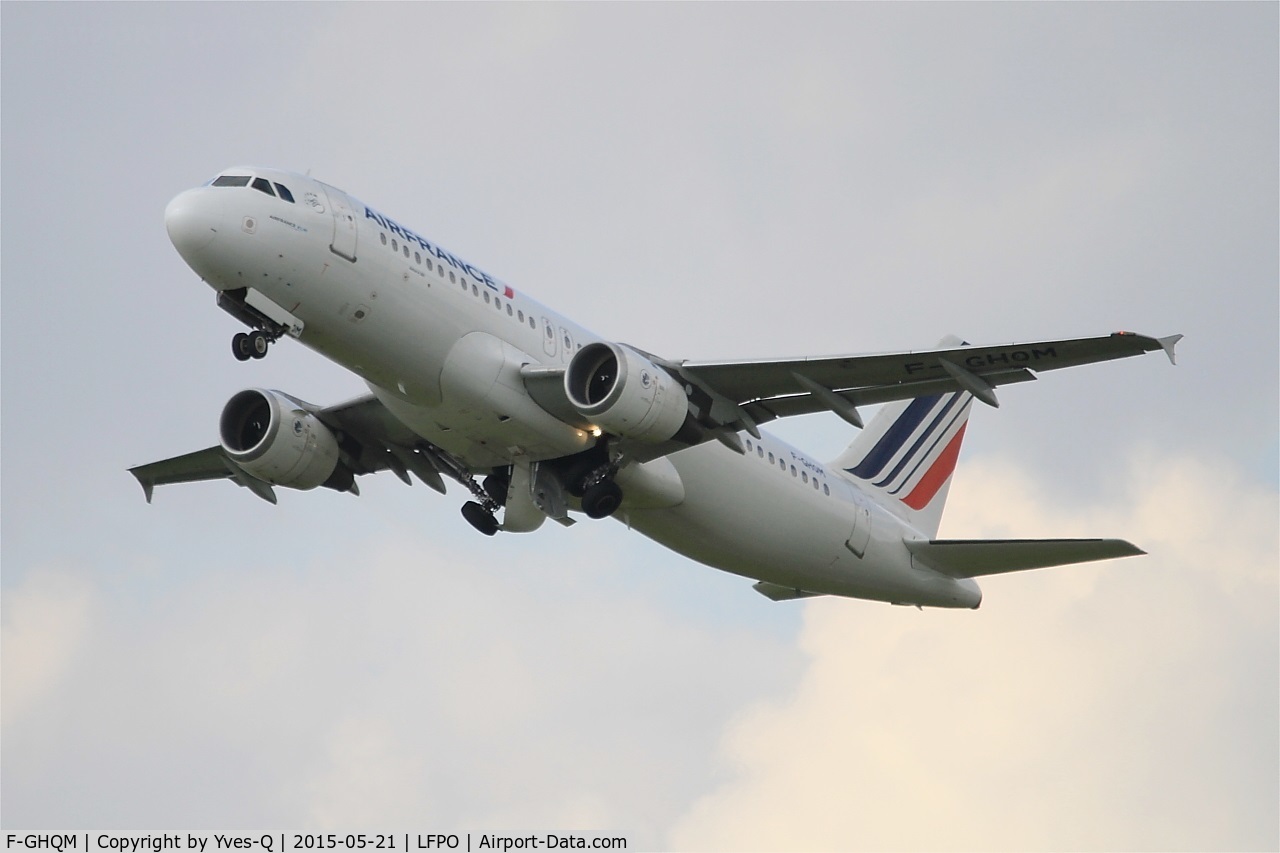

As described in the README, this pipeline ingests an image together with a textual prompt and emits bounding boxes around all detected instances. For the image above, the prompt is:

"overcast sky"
[2,3,1276,849]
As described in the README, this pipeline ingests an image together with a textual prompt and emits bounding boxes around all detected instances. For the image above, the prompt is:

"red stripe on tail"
[901,423,967,510]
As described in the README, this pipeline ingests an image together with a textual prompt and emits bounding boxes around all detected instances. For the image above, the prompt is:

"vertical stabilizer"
[829,337,974,537]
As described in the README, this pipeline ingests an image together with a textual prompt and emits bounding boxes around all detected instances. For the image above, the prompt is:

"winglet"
[1158,334,1183,365]
[130,470,156,504]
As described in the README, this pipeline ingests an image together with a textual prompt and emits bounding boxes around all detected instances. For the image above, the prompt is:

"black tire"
[461,501,499,536]
[564,458,599,497]
[582,480,623,519]
[232,332,252,361]
[483,474,509,507]
[249,330,270,359]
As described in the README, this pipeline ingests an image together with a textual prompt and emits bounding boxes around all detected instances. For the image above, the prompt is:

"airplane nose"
[165,189,220,258]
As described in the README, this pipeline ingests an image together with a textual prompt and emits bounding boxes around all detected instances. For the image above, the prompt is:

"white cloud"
[669,450,1279,852]
[1,568,95,726]
[1,533,800,839]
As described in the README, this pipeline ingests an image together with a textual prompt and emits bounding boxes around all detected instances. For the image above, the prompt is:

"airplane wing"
[675,331,1181,433]
[129,394,457,503]
[524,331,1179,460]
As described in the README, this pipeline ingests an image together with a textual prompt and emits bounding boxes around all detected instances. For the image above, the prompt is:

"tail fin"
[829,337,974,537]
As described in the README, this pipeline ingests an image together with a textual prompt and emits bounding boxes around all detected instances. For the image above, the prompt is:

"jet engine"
[219,389,348,490]
[565,342,690,442]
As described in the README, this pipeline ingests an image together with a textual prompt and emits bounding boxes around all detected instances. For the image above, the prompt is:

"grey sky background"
[2,3,1276,849]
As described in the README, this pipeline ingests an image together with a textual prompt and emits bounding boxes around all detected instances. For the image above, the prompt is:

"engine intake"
[219,389,347,491]
[565,343,690,442]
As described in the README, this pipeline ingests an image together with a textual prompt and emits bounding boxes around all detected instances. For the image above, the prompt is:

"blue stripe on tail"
[845,394,942,480]
[873,392,964,488]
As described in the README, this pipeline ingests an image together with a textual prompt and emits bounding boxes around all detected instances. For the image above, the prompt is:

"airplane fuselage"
[167,165,1150,609]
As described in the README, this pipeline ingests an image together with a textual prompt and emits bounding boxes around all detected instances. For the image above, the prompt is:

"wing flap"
[905,538,1145,578]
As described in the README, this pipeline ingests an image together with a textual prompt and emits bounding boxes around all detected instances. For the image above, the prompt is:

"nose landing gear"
[232,330,273,361]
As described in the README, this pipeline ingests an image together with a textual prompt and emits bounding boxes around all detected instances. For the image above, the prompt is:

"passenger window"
[529,317,536,329]
[472,284,479,296]
[415,252,421,264]
[768,452,775,463]
[802,471,809,484]
[757,446,764,458]
[779,459,785,470]
[212,175,251,187]
[507,304,513,316]
[449,271,456,283]
[746,440,753,452]
[426,259,433,271]
[274,183,295,203]
[813,478,820,490]
[823,484,830,495]
[252,177,276,197]
[518,310,525,322]
[403,245,410,258]
[380,233,387,246]
[392,239,399,252]
[483,291,490,304]
[791,466,797,477]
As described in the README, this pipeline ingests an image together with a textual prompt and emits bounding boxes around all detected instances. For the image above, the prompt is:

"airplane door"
[321,184,358,262]
[845,499,872,558]
[541,317,557,357]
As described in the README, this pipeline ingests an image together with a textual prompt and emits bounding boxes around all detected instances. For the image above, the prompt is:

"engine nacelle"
[219,389,343,490]
[565,343,689,442]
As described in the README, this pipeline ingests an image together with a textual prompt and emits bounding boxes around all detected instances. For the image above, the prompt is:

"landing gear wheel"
[582,480,623,519]
[483,474,509,507]
[461,501,500,536]
[248,330,270,359]
[232,332,253,361]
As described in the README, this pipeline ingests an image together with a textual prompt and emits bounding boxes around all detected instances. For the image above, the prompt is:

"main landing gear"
[461,501,500,536]
[581,480,622,519]
[459,471,508,536]
[565,455,624,520]
[232,330,275,361]
[457,458,626,535]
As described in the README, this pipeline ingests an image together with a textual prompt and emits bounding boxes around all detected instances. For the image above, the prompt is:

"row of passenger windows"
[744,438,831,496]
[210,174,296,203]
[378,230,539,330]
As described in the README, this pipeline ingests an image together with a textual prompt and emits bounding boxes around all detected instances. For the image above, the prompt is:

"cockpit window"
[251,177,276,197]
[212,175,251,187]
[274,183,295,203]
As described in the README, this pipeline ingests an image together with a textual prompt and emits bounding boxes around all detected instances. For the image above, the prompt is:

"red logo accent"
[901,423,967,510]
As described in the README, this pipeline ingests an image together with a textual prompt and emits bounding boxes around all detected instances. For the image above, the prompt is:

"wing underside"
[129,393,463,503]
[680,332,1180,428]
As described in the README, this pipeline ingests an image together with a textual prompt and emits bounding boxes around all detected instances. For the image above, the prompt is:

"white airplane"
[132,166,1181,608]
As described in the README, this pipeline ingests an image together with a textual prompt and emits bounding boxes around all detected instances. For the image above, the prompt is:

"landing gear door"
[320,183,358,263]
[846,498,872,558]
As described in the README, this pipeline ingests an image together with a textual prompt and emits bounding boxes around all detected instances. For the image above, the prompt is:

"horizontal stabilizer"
[905,538,1145,578]
[752,581,825,601]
